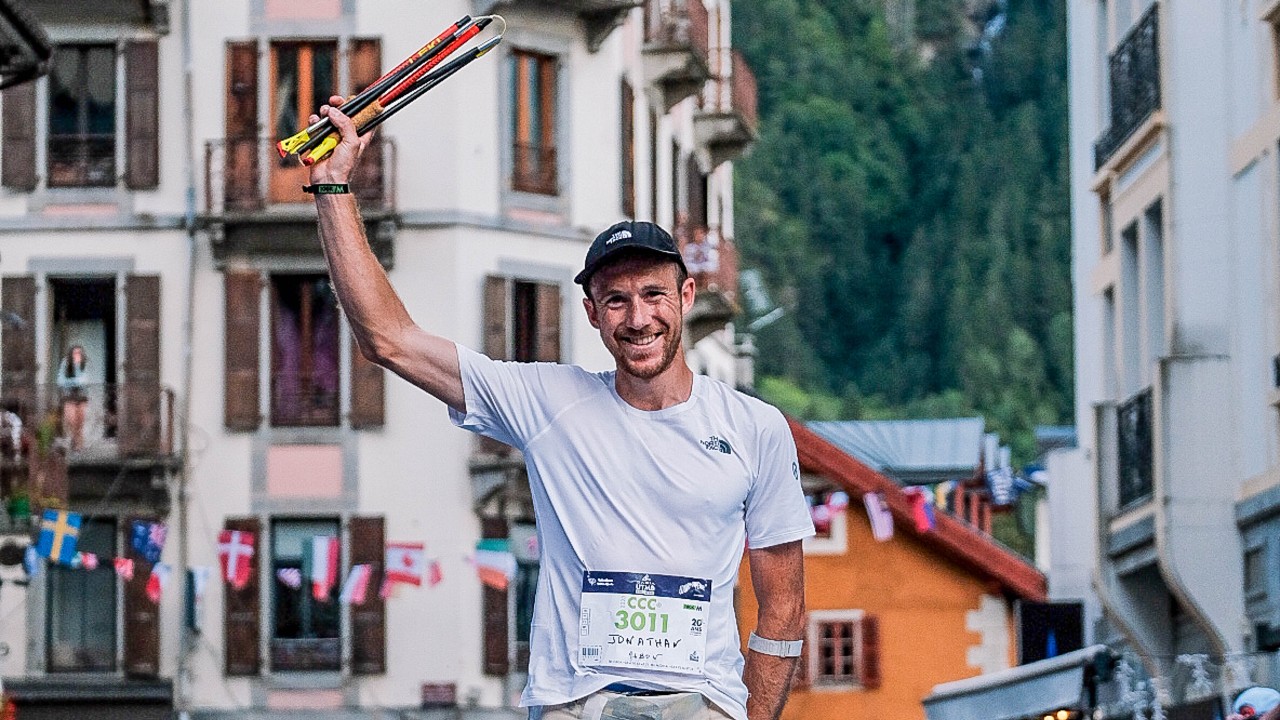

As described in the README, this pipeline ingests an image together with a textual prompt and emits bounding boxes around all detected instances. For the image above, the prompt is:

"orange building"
[737,418,1047,720]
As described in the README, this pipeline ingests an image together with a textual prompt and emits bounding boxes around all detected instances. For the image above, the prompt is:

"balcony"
[0,382,177,523]
[474,0,641,51]
[201,137,397,267]
[1117,387,1153,508]
[1093,4,1160,170]
[694,49,759,167]
[678,225,739,343]
[642,0,711,111]
[24,0,170,33]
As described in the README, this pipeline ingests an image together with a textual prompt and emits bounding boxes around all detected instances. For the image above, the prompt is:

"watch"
[748,631,804,658]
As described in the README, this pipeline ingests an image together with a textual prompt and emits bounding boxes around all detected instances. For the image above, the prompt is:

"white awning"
[923,646,1110,720]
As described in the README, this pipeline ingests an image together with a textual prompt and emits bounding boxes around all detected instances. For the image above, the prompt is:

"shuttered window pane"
[48,520,117,672]
[271,274,340,426]
[47,44,117,187]
[271,518,341,671]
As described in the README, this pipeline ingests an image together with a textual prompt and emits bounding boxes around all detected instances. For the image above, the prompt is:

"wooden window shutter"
[125,40,160,189]
[349,516,386,674]
[687,154,707,230]
[124,515,161,677]
[224,271,261,430]
[859,614,881,689]
[224,516,261,676]
[1,79,36,191]
[121,275,162,455]
[349,336,384,429]
[790,614,810,690]
[0,275,37,419]
[621,78,635,218]
[534,283,560,363]
[483,275,510,360]
[481,517,509,676]
[224,41,260,211]
[348,39,385,207]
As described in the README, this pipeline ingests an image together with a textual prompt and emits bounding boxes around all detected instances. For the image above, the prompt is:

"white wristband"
[748,631,804,658]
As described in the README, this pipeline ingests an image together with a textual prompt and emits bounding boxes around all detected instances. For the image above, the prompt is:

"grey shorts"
[530,689,732,720]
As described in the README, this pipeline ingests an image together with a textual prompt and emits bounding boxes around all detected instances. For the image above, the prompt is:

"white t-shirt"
[449,345,814,720]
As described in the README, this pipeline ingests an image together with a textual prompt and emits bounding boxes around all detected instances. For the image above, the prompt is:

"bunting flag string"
[340,564,372,605]
[474,539,517,591]
[131,520,167,564]
[311,536,340,601]
[862,492,894,542]
[36,509,81,565]
[114,557,135,581]
[276,567,302,589]
[218,529,256,590]
[146,562,171,603]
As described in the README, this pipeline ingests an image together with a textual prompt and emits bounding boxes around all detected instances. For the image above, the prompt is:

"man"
[306,95,813,720]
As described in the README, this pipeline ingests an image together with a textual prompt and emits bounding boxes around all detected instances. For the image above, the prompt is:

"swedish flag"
[36,510,82,566]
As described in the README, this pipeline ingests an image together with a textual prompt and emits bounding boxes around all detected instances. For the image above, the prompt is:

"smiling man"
[308,96,813,720]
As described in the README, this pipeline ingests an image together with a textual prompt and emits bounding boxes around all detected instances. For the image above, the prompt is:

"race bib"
[578,570,712,676]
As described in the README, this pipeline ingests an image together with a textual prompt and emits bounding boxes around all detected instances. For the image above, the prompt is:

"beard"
[611,321,683,380]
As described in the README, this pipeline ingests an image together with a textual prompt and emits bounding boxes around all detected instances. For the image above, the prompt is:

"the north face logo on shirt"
[701,436,732,454]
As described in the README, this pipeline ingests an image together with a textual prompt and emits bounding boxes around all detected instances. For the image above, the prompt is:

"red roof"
[789,416,1047,601]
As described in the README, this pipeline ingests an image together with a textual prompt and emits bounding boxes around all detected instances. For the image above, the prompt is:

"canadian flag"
[311,536,340,601]
[218,530,256,590]
[385,542,424,587]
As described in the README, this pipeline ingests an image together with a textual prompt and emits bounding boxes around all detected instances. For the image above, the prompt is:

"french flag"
[311,536,340,601]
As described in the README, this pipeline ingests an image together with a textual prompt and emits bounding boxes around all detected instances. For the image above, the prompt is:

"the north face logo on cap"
[606,230,632,244]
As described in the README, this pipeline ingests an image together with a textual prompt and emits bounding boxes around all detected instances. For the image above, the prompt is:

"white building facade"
[0,1,757,717]
[1068,0,1280,710]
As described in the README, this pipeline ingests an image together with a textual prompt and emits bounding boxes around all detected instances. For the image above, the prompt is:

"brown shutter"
[225,41,260,211]
[534,283,560,362]
[121,275,161,455]
[687,154,707,230]
[481,517,509,676]
[790,613,810,690]
[125,40,160,189]
[349,516,385,674]
[1,80,36,191]
[349,336,384,428]
[0,276,37,421]
[124,516,161,677]
[621,78,635,218]
[224,271,261,430]
[483,275,510,360]
[348,39,385,208]
[224,516,261,676]
[859,614,881,690]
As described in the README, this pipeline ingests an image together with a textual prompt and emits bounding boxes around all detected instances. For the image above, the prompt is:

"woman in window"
[56,345,88,451]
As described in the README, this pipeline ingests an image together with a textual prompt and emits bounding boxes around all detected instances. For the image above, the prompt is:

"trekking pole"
[275,14,474,158]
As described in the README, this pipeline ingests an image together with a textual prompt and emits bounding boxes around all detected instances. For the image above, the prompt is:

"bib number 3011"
[579,571,711,676]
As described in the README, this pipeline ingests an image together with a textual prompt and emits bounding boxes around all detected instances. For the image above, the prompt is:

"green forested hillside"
[732,0,1071,461]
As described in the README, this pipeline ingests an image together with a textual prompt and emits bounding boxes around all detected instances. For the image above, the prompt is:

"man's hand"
[308,94,374,184]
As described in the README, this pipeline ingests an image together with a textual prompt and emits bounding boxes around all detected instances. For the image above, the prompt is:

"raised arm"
[308,96,464,412]
[743,540,805,720]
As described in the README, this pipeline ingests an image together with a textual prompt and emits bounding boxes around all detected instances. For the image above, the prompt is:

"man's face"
[584,254,695,381]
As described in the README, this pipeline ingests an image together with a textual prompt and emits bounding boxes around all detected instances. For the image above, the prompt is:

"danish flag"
[218,530,256,590]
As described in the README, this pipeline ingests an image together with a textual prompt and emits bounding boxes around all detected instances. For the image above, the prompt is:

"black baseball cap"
[574,220,687,286]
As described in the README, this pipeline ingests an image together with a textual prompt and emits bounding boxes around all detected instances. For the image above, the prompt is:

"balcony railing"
[512,143,557,195]
[47,134,116,188]
[679,225,738,306]
[203,137,396,215]
[271,372,340,428]
[0,382,176,463]
[702,49,758,133]
[1093,4,1160,169]
[1117,387,1153,507]
[644,0,710,70]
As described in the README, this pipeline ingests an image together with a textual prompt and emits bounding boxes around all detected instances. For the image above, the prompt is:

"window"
[1246,546,1267,597]
[802,481,847,555]
[270,41,337,203]
[510,49,557,195]
[47,44,116,187]
[484,276,561,364]
[48,519,117,672]
[271,518,341,671]
[270,274,340,427]
[805,610,880,689]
